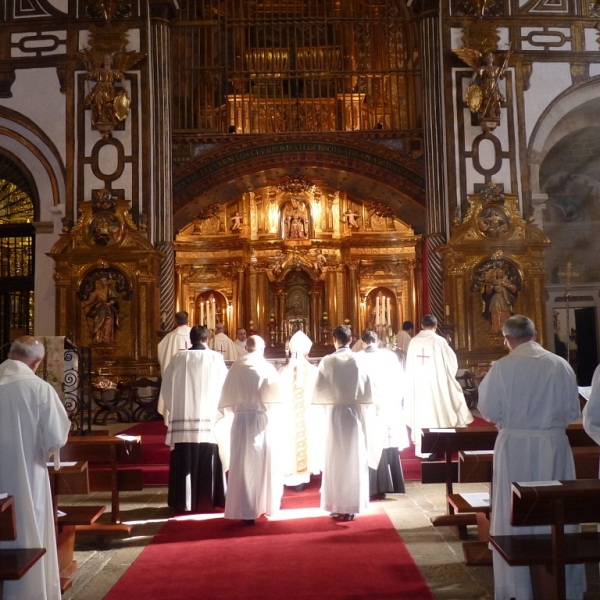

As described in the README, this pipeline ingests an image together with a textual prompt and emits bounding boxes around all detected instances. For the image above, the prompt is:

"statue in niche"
[313,249,327,273]
[471,260,521,333]
[82,275,120,343]
[283,200,308,239]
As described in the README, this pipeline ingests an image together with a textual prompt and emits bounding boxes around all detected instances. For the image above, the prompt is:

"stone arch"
[172,134,426,234]
[528,77,600,195]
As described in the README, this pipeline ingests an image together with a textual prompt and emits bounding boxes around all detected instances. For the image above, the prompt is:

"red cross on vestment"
[416,348,430,365]
[217,346,226,355]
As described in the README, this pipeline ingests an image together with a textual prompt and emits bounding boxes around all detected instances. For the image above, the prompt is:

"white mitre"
[289,330,312,358]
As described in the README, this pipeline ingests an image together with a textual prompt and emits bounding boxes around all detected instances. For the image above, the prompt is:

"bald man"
[209,323,237,361]
[0,336,71,600]
[216,336,283,524]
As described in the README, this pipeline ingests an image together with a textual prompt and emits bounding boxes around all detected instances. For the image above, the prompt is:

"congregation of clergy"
[4,311,600,600]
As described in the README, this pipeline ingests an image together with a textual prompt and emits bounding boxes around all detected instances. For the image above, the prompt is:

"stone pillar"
[150,1,178,330]
[415,0,448,325]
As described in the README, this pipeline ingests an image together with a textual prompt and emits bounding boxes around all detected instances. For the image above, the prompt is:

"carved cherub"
[230,210,243,231]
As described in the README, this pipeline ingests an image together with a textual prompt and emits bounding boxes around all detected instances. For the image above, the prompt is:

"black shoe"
[293,483,305,493]
[370,493,386,501]
[243,519,255,526]
[423,453,439,462]
[343,513,355,521]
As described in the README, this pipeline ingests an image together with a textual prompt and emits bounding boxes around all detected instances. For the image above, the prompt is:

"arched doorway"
[0,152,37,359]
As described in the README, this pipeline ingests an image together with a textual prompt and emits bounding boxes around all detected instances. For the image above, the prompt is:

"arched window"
[0,153,37,360]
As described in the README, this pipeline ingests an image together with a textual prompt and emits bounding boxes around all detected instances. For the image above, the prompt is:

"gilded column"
[175,263,184,314]
[415,0,447,324]
[346,261,359,333]
[235,262,246,331]
[407,259,418,327]
[150,1,178,330]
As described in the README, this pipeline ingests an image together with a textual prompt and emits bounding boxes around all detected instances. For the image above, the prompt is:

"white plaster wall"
[0,68,66,165]
[524,62,571,145]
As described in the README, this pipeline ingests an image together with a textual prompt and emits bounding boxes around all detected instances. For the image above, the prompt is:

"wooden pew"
[61,434,142,538]
[48,461,106,592]
[490,479,600,600]
[0,496,46,600]
[421,425,598,539]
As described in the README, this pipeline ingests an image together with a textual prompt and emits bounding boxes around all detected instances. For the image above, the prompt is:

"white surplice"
[157,325,192,425]
[395,330,411,369]
[404,330,473,456]
[0,359,71,600]
[233,339,248,359]
[279,354,323,486]
[583,364,600,444]
[216,353,283,520]
[313,347,375,515]
[209,332,238,361]
[478,341,585,600]
[361,347,409,455]
[161,347,228,450]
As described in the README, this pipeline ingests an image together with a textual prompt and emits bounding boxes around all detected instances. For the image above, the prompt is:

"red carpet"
[117,415,490,485]
[105,476,434,600]
[119,420,170,486]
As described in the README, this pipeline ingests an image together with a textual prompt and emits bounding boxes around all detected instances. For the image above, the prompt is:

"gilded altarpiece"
[49,192,163,376]
[437,183,550,366]
[174,177,420,353]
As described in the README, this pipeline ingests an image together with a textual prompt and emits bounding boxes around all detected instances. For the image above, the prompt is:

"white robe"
[361,348,409,454]
[478,341,585,600]
[209,332,238,361]
[161,347,228,450]
[0,359,71,600]
[157,325,192,425]
[313,347,374,514]
[216,353,283,520]
[583,364,600,444]
[404,329,473,456]
[233,339,248,359]
[395,330,411,369]
[279,357,323,486]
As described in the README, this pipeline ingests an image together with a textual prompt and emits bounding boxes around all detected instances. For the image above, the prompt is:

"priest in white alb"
[0,336,71,600]
[479,315,585,600]
[313,324,376,521]
[157,311,192,425]
[360,330,408,498]
[233,327,248,359]
[279,330,323,491]
[395,320,414,369]
[216,335,283,524]
[209,322,238,361]
[404,314,473,458]
[161,325,228,512]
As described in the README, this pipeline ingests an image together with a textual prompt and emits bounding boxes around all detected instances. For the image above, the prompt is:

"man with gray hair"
[479,315,585,600]
[0,336,71,600]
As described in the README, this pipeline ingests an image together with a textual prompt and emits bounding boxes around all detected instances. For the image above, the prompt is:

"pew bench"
[421,425,598,542]
[490,479,600,600]
[49,461,106,592]
[61,434,143,539]
[0,496,46,600]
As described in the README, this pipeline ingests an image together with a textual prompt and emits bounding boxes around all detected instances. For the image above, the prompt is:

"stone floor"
[59,423,600,600]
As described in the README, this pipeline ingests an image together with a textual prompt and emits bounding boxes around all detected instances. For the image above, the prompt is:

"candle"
[375,296,380,326]
[211,298,216,329]
[200,301,204,327]
[387,297,391,326]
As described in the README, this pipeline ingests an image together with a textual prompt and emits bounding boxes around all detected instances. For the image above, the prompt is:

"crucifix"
[416,349,430,365]
[557,262,580,364]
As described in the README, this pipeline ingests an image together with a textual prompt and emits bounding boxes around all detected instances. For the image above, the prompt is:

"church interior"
[3,0,600,598]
